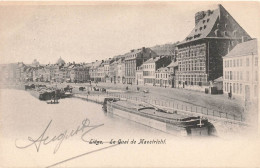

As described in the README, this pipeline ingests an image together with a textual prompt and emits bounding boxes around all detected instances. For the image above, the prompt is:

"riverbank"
[0,82,252,124]
[0,85,255,138]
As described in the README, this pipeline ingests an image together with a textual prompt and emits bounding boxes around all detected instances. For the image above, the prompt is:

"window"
[237,59,239,67]
[255,57,258,66]
[224,31,227,36]
[233,83,235,93]
[240,84,242,94]
[256,71,258,81]
[246,71,249,81]
[225,24,228,28]
[237,71,239,80]
[230,71,232,80]
[254,85,258,97]
[230,60,232,67]
[240,59,242,66]
[246,58,249,66]
[237,83,239,94]
[240,71,243,80]
[227,71,229,80]
[233,60,236,67]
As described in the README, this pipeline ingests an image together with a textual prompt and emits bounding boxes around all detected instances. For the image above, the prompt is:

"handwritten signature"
[15,118,104,154]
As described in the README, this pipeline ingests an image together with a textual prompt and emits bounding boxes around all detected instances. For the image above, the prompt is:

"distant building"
[142,56,171,86]
[124,47,157,84]
[90,60,103,82]
[32,59,40,67]
[155,67,170,87]
[103,59,112,82]
[176,4,251,91]
[167,61,178,88]
[116,58,125,83]
[136,65,144,85]
[109,60,117,83]
[56,57,66,66]
[223,39,258,102]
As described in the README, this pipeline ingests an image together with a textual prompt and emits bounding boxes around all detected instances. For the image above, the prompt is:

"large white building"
[223,39,258,102]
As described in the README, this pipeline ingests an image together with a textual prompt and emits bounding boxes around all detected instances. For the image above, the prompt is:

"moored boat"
[105,99,215,136]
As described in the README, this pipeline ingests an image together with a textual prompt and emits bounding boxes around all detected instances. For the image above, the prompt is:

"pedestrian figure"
[228,92,232,99]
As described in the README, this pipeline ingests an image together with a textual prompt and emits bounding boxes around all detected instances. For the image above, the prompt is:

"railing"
[107,92,245,122]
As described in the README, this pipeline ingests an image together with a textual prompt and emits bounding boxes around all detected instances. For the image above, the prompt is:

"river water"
[1,89,258,168]
[0,89,172,138]
[0,89,174,167]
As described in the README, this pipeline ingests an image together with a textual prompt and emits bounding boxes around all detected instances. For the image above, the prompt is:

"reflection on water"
[0,89,174,140]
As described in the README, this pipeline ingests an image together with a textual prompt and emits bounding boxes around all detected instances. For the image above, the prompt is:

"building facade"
[223,39,258,102]
[155,67,170,87]
[124,47,157,84]
[142,56,171,86]
[176,4,251,90]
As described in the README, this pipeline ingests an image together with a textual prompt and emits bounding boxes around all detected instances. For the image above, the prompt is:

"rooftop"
[179,4,251,45]
[167,61,178,68]
[224,39,258,58]
[143,57,161,64]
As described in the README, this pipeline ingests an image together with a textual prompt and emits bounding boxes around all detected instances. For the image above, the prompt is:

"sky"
[0,1,259,64]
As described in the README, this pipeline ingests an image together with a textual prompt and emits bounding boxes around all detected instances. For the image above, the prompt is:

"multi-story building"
[223,39,258,102]
[167,61,178,88]
[0,63,18,83]
[125,47,157,84]
[89,60,103,82]
[116,58,125,83]
[155,67,170,87]
[136,65,143,85]
[103,59,111,82]
[109,60,117,83]
[16,62,26,82]
[176,4,251,90]
[142,56,171,86]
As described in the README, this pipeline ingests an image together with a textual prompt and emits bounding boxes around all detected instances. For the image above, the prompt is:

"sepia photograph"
[0,1,260,167]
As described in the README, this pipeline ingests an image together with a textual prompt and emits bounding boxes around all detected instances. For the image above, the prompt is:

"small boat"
[102,97,120,112]
[46,91,59,104]
[46,99,59,104]
[143,89,149,93]
[64,91,73,98]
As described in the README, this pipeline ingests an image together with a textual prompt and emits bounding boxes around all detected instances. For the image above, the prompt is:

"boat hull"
[107,101,212,136]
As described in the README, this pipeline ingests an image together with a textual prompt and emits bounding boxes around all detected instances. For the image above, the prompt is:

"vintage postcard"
[0,1,260,167]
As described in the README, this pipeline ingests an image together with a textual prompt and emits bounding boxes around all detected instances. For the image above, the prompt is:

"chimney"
[242,36,248,43]
[142,47,146,52]
[207,10,211,16]
[195,11,205,25]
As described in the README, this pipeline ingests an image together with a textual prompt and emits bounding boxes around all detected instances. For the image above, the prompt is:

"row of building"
[0,4,258,102]
[0,58,91,83]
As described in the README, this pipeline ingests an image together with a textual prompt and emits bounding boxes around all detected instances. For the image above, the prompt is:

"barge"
[25,84,73,101]
[104,99,215,136]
